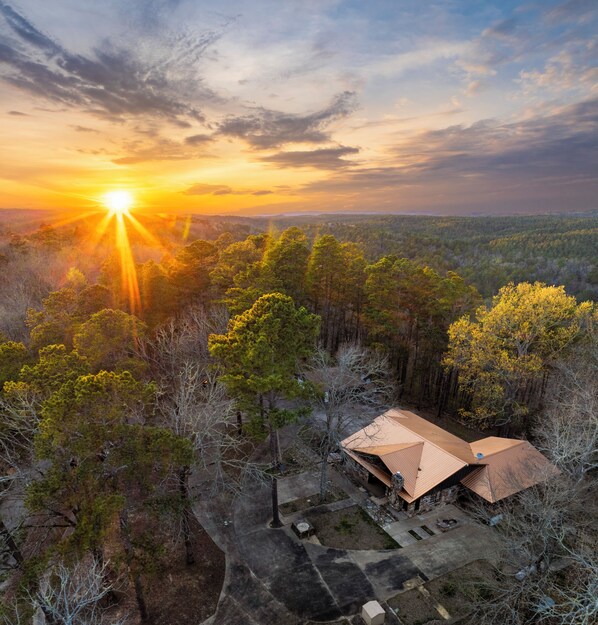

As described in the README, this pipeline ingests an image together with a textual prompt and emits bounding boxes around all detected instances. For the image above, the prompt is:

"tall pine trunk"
[0,519,23,566]
[268,418,283,528]
[119,507,149,622]
[178,465,195,565]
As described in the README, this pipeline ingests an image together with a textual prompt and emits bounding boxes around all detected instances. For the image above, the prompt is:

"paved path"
[195,474,423,624]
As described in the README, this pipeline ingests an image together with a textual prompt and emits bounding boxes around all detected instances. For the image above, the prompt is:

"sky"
[0,0,597,215]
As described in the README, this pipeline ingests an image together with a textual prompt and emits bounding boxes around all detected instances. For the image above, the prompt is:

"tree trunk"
[0,518,23,566]
[271,475,282,528]
[178,466,195,565]
[268,419,283,528]
[319,439,331,503]
[119,508,149,622]
[39,607,60,625]
[236,410,243,436]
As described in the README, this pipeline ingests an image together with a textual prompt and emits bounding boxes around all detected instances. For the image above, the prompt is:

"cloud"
[482,18,518,40]
[301,97,598,210]
[517,47,598,97]
[112,136,212,164]
[70,124,98,132]
[182,183,274,197]
[7,109,27,115]
[184,133,214,145]
[260,145,359,169]
[183,183,233,196]
[0,1,220,123]
[368,41,470,78]
[217,91,357,149]
[545,0,598,24]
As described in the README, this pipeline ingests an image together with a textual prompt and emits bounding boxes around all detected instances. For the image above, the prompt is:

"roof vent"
[476,452,484,461]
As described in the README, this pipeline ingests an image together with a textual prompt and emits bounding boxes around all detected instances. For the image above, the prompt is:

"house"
[341,408,557,515]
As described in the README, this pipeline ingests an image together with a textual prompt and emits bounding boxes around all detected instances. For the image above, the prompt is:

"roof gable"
[462,439,559,502]
[341,410,470,499]
[378,443,423,495]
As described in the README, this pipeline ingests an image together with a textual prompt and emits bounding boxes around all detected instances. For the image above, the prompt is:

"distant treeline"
[269,212,598,301]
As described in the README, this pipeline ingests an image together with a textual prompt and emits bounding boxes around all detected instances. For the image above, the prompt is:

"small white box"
[361,600,385,625]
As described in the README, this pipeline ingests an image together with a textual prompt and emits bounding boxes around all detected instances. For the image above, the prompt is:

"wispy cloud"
[260,145,359,169]
[183,182,273,196]
[71,124,98,132]
[0,1,220,123]
[112,136,212,164]
[217,91,357,149]
[184,133,214,145]
[302,97,598,210]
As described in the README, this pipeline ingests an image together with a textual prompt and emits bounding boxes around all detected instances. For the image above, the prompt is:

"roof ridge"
[378,441,422,456]
[470,438,526,459]
[388,416,471,466]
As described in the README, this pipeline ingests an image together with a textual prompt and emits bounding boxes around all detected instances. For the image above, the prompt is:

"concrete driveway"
[195,465,497,624]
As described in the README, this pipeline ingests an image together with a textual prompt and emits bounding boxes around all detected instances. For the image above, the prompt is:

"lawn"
[306,505,400,550]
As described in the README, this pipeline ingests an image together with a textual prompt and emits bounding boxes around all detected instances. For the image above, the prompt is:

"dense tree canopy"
[444,282,594,431]
[73,308,147,372]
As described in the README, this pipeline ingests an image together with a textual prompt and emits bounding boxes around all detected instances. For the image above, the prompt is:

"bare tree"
[465,332,598,625]
[34,558,127,625]
[0,383,42,568]
[138,304,228,382]
[148,307,256,562]
[535,332,598,484]
[302,343,394,501]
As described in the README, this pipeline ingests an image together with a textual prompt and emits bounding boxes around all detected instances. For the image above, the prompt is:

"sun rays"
[53,191,169,315]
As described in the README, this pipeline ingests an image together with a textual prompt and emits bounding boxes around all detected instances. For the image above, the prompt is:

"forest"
[0,210,596,625]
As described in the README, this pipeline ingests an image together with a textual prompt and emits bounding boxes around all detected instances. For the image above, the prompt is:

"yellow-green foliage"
[444,282,594,427]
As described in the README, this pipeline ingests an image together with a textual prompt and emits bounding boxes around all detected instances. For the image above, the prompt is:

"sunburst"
[102,190,134,216]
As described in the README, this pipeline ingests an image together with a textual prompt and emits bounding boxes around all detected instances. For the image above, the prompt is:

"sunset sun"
[103,190,134,215]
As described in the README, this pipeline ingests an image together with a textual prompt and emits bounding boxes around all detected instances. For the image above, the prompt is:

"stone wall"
[341,453,371,487]
[389,484,460,516]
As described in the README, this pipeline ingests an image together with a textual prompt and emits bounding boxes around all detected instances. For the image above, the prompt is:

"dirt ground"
[424,559,496,621]
[386,559,497,625]
[279,487,347,515]
[307,505,400,550]
[387,588,442,625]
[144,515,225,625]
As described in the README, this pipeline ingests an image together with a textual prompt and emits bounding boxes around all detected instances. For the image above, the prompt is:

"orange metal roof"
[379,443,423,495]
[341,409,556,503]
[461,439,559,503]
[386,409,475,463]
[470,436,525,458]
[341,409,470,500]
[357,443,420,455]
